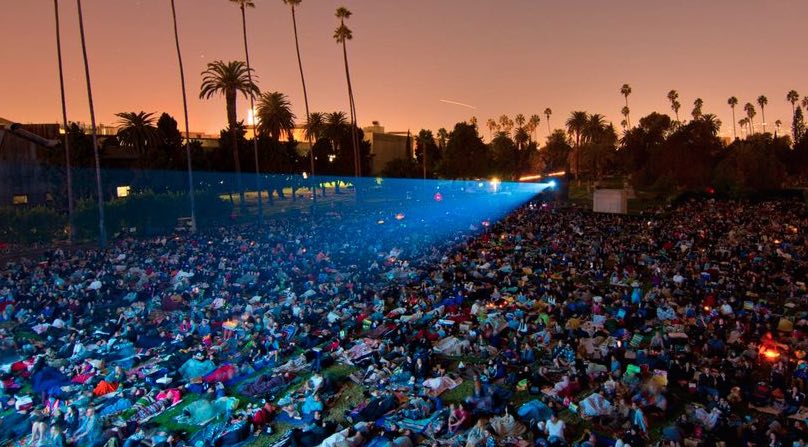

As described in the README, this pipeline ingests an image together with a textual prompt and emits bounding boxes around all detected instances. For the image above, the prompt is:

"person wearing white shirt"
[545,413,565,443]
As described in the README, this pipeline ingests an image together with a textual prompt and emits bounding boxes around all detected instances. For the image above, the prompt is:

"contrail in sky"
[439,99,477,109]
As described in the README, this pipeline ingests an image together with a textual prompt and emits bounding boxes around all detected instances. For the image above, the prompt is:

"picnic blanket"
[31,367,70,396]
[517,399,553,422]
[179,358,216,380]
[433,336,470,356]
[384,408,448,435]
[579,392,613,417]
[422,376,462,396]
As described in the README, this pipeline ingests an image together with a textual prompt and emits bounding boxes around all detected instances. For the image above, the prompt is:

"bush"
[0,207,67,244]
[74,190,231,240]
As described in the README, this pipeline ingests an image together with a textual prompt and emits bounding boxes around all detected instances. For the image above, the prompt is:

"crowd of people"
[1,196,808,447]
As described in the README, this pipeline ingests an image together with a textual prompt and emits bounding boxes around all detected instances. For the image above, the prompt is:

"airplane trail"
[439,99,477,109]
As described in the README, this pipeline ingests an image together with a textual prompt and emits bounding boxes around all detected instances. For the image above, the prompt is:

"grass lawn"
[245,422,293,447]
[326,382,365,424]
[150,393,205,435]
[442,380,473,405]
[323,363,358,382]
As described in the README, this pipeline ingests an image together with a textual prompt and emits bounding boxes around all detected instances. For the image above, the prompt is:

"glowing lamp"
[434,192,443,202]
[762,348,780,361]
[377,220,385,225]
[395,213,405,220]
[482,220,490,227]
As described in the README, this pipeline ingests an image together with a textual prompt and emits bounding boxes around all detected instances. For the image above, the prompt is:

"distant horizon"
[2,0,806,139]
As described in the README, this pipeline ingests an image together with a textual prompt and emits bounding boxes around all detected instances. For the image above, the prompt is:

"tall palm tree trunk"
[731,107,737,140]
[624,96,631,128]
[170,0,197,232]
[54,0,74,243]
[76,0,106,248]
[240,4,265,222]
[761,107,766,134]
[290,4,315,198]
[342,40,360,178]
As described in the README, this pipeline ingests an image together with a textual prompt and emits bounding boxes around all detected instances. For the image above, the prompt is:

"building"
[0,117,58,206]
[362,122,412,175]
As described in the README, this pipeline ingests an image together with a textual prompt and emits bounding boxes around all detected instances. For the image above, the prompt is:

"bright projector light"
[548,180,557,188]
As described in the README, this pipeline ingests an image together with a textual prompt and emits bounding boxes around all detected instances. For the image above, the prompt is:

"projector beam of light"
[22,162,550,271]
[439,99,477,109]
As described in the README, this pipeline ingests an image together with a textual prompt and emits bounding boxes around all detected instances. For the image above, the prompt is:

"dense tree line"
[379,102,808,197]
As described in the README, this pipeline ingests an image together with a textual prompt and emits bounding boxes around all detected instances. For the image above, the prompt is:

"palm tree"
[324,111,348,148]
[76,0,106,247]
[581,114,611,181]
[485,118,497,141]
[620,84,632,127]
[621,106,630,127]
[334,7,360,177]
[199,60,259,204]
[582,113,606,143]
[230,0,264,218]
[757,95,768,133]
[700,114,722,135]
[744,102,757,134]
[436,128,448,151]
[787,90,800,115]
[692,98,703,120]
[256,91,296,141]
[54,0,75,242]
[115,112,160,155]
[498,115,514,137]
[514,126,529,152]
[514,114,525,144]
[566,111,588,180]
[304,112,326,143]
[739,118,749,138]
[775,119,782,137]
[667,90,680,122]
[282,0,314,178]
[169,0,197,232]
[727,96,739,140]
[544,108,552,134]
[528,114,541,142]
[802,96,808,111]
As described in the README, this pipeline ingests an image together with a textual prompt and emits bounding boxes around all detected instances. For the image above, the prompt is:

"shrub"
[74,190,231,240]
[0,207,66,244]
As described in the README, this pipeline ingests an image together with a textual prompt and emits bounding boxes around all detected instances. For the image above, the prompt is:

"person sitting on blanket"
[71,407,102,447]
[302,371,326,396]
[552,340,575,368]
[544,412,566,445]
[447,403,471,434]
